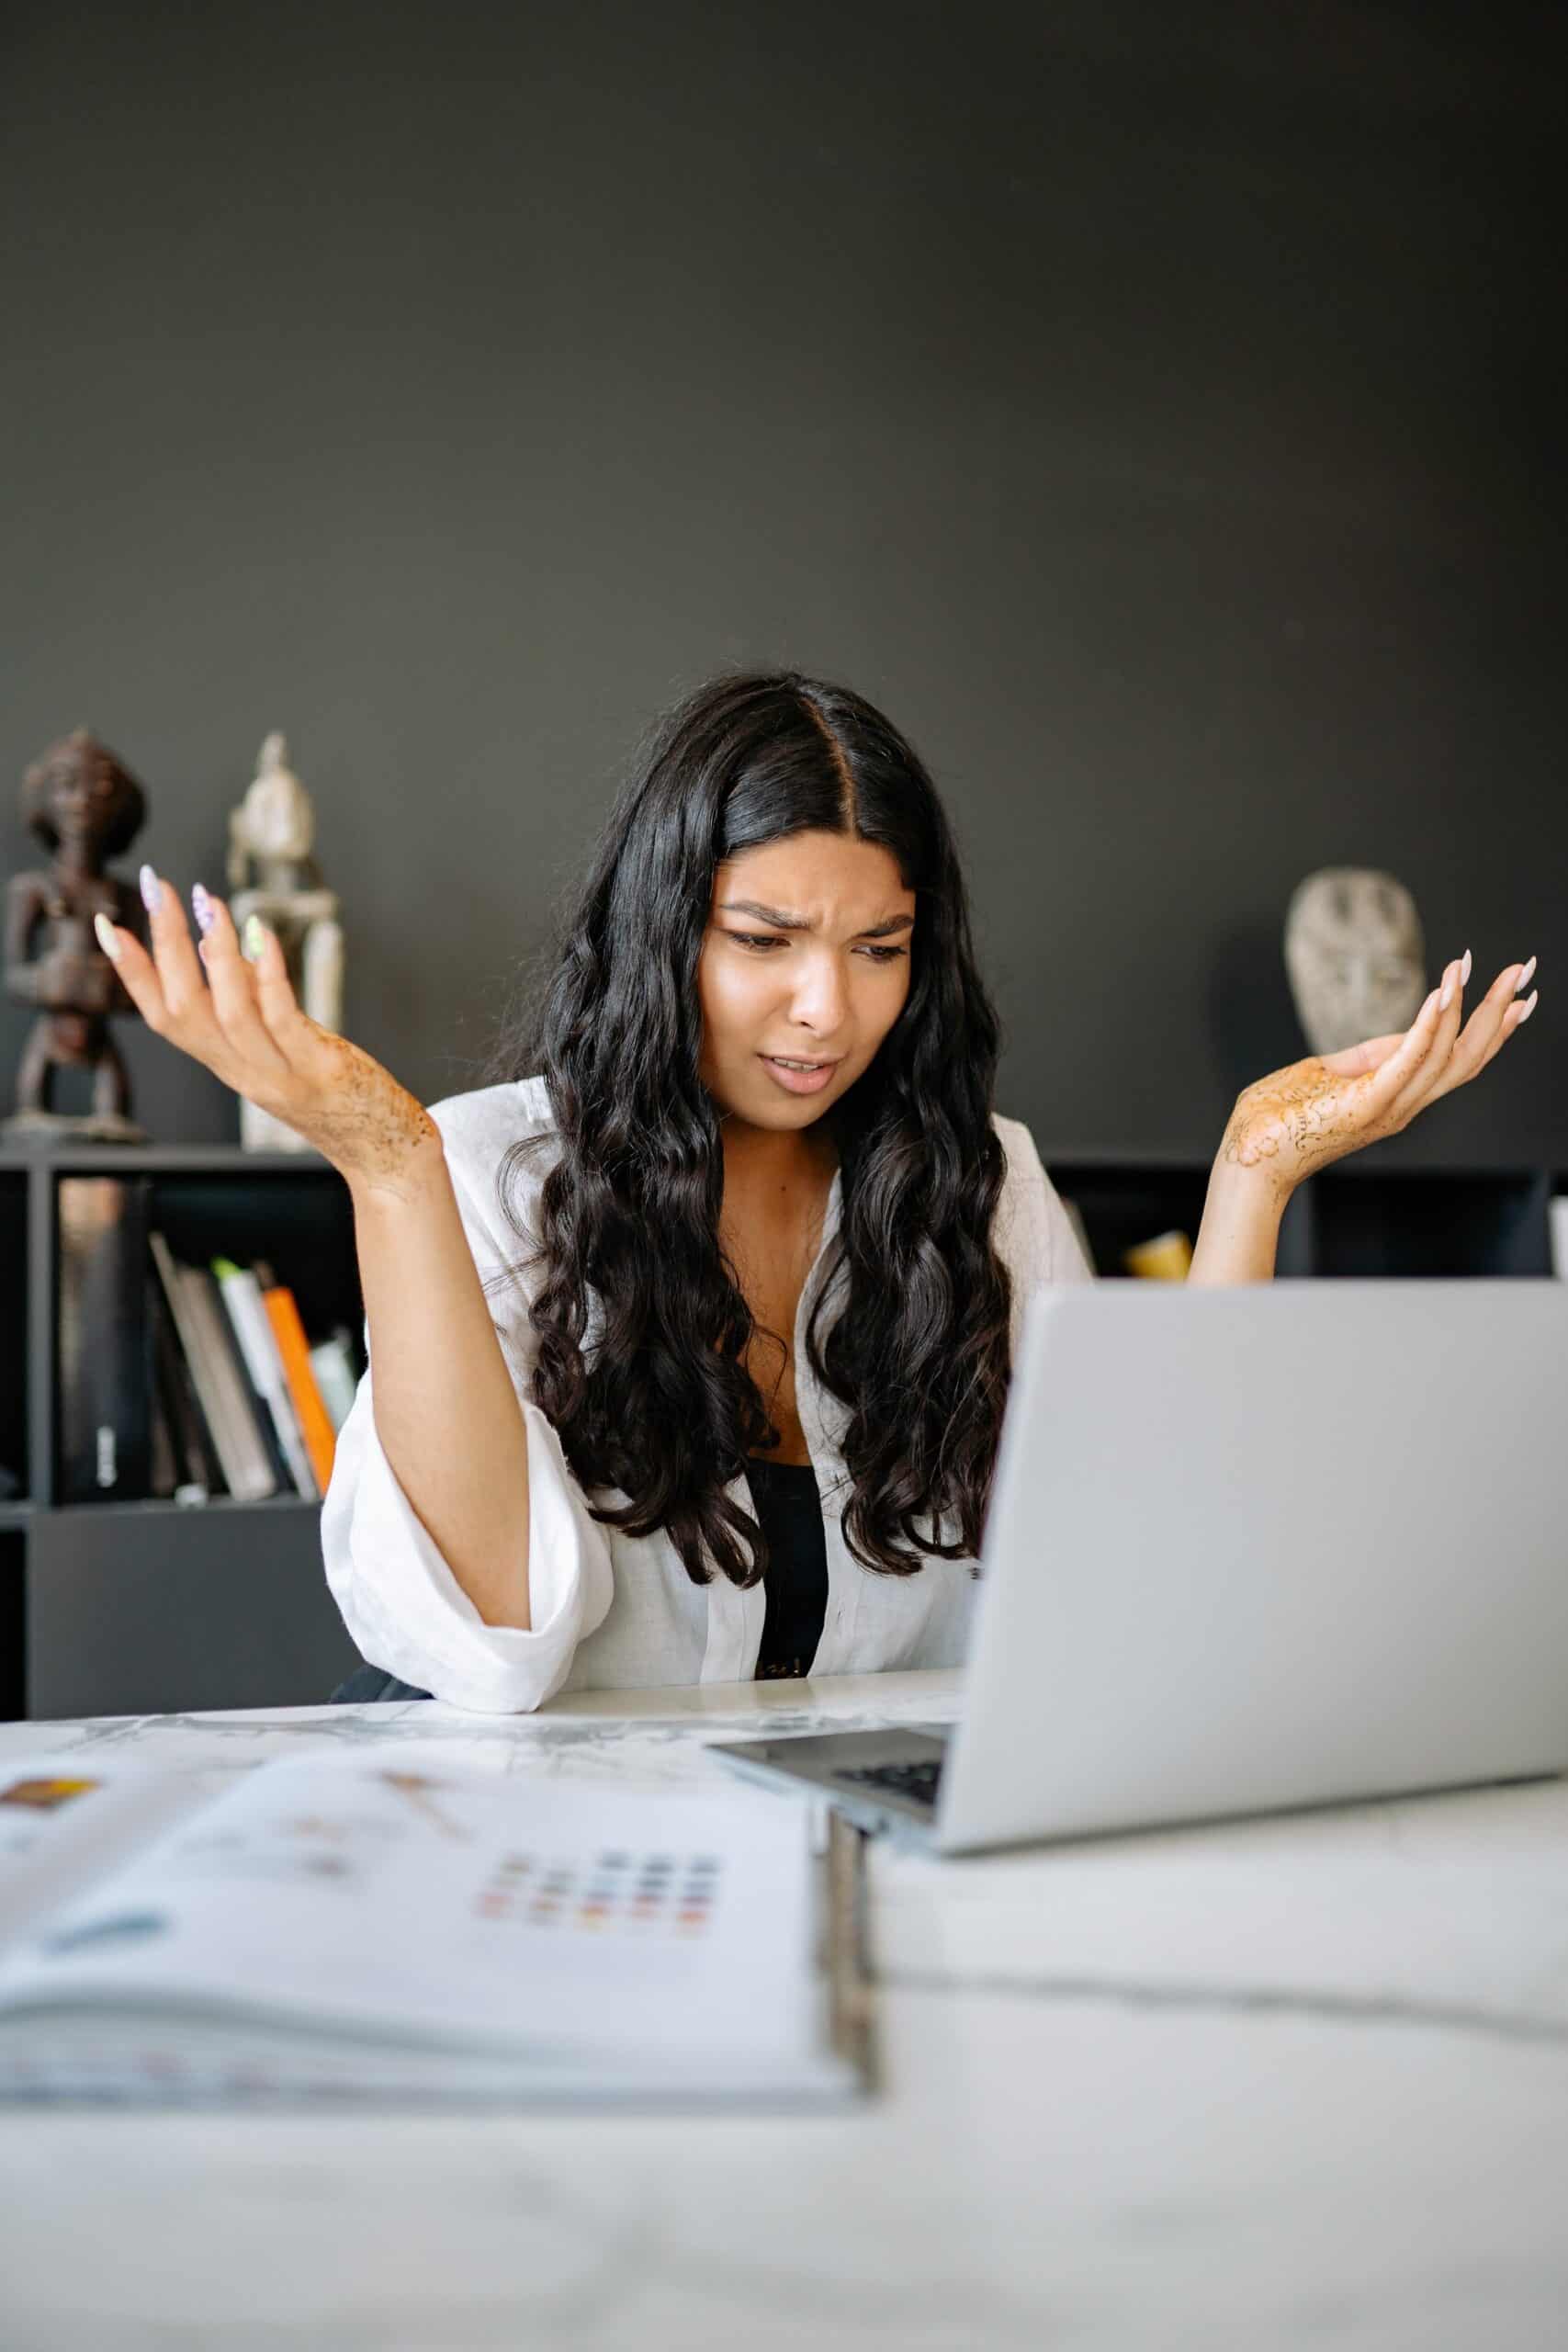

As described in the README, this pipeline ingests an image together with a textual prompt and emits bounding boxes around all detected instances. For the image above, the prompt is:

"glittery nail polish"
[94,912,121,963]
[191,882,216,937]
[243,914,265,960]
[139,864,163,915]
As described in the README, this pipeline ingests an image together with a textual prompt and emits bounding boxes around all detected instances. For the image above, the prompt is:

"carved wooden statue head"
[22,729,147,867]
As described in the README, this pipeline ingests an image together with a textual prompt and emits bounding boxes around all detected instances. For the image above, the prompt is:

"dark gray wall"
[4,1,1562,1166]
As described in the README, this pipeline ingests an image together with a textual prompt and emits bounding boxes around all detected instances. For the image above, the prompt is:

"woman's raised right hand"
[96,867,440,1193]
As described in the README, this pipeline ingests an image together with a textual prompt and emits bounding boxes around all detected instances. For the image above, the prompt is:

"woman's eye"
[728,933,906,963]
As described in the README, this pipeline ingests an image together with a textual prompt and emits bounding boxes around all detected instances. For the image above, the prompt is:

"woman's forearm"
[346,1136,534,1628]
[1188,1157,1288,1284]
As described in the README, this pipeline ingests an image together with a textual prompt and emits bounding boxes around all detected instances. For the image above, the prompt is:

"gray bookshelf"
[1,1143,1562,1724]
[0,1144,366,1722]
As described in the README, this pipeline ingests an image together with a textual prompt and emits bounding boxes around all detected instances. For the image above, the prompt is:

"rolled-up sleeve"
[319,1102,615,1713]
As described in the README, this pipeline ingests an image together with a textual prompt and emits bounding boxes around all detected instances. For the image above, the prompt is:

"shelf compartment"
[27,1502,360,1719]
[50,1163,363,1511]
[1308,1169,1551,1279]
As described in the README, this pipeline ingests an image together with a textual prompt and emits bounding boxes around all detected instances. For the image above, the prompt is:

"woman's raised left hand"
[1218,950,1540,1200]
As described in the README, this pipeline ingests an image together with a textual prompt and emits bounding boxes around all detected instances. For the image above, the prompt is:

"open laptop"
[711,1281,1568,1854]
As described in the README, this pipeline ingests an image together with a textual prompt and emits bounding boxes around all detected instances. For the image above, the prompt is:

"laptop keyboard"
[832,1758,944,1810]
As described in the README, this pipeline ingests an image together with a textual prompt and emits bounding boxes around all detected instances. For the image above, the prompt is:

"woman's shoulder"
[989,1109,1048,1203]
[425,1072,558,1163]
[422,1076,561,1274]
[988,1110,1094,1285]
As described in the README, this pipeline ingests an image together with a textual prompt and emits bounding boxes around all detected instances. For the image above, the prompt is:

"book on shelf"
[147,1360,178,1500]
[307,1332,359,1433]
[0,1745,871,2110]
[56,1177,154,1503]
[145,1275,224,1501]
[147,1235,276,1502]
[259,1278,338,1490]
[197,1262,294,1493]
[203,1254,340,1496]
[211,1258,319,1499]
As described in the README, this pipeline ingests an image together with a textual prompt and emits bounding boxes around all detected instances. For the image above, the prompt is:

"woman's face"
[696,830,916,1135]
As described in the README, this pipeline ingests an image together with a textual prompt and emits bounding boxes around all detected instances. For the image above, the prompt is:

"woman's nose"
[786,954,850,1030]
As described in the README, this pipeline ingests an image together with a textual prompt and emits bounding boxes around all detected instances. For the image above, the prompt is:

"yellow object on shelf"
[1122,1229,1193,1281]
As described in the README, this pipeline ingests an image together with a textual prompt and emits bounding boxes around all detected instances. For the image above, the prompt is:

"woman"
[96,671,1538,1711]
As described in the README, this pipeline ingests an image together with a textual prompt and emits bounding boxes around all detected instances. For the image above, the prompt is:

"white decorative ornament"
[1284,867,1426,1057]
[227,733,345,1154]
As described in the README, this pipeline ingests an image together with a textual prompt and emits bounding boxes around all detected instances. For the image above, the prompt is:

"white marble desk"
[2,1669,1567,2351]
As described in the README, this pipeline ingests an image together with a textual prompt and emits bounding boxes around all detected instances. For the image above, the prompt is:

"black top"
[744,1454,829,1680]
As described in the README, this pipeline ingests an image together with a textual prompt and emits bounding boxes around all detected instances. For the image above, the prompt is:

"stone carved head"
[238,733,314,860]
[1284,867,1426,1056]
[226,732,324,896]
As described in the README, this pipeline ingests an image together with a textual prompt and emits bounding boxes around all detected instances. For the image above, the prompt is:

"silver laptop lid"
[936,1281,1568,1853]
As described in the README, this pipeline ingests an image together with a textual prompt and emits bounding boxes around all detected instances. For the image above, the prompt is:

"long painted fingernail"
[1517,989,1538,1024]
[1438,963,1456,1011]
[191,882,216,937]
[243,914,265,961]
[139,863,163,915]
[94,912,121,963]
[1516,955,1537,994]
[1460,947,1472,986]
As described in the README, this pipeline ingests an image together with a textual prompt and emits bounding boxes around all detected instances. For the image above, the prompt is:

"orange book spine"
[262,1285,337,1493]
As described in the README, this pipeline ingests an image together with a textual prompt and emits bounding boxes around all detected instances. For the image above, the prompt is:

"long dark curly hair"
[479,668,1015,1589]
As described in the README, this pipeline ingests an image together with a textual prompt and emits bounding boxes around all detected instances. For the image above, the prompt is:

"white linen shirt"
[321,1076,1094,1713]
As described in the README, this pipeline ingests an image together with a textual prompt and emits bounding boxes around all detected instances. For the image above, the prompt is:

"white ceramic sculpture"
[1284,867,1426,1057]
[227,733,344,1154]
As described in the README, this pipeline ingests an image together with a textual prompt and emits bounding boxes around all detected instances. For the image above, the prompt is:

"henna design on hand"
[1218,1057,1355,1199]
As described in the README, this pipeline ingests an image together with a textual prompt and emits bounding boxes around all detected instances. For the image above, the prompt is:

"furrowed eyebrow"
[717,900,915,939]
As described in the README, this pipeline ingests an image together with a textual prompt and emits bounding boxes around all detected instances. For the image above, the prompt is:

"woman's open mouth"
[758,1055,840,1095]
